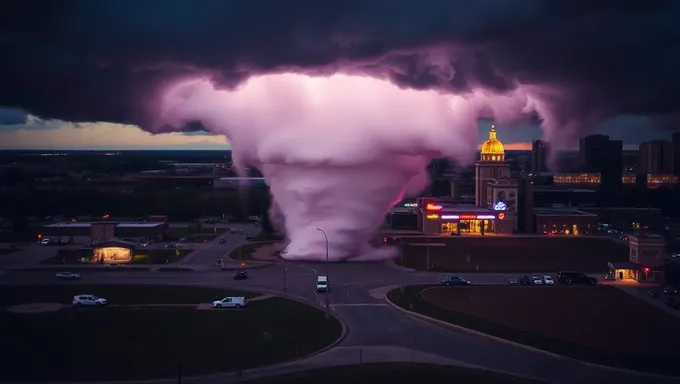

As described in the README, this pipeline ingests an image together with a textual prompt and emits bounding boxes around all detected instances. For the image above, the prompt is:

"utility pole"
[317,227,330,319]
[426,236,430,271]
[283,267,288,293]
[399,238,405,293]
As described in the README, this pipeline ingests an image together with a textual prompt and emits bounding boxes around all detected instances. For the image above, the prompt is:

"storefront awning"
[607,261,638,270]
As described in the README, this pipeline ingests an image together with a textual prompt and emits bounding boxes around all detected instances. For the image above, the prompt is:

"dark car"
[663,286,678,295]
[518,275,532,285]
[233,271,248,280]
[440,275,471,286]
[557,271,597,285]
[219,238,226,244]
[665,297,680,309]
[246,234,253,240]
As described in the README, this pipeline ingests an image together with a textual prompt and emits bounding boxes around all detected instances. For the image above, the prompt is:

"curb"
[384,286,680,381]
[385,259,415,272]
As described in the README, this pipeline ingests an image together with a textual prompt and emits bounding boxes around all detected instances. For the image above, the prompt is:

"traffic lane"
[335,305,656,384]
[179,234,244,265]
[0,271,228,285]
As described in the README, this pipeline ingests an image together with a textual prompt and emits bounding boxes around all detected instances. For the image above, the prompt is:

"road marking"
[330,303,388,307]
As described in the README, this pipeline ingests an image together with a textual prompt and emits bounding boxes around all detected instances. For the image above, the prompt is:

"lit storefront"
[534,208,598,236]
[553,173,678,189]
[417,201,508,235]
[92,240,136,263]
[607,233,665,283]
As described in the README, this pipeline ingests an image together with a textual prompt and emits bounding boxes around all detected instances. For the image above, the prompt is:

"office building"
[673,132,680,178]
[531,140,550,173]
[638,140,673,174]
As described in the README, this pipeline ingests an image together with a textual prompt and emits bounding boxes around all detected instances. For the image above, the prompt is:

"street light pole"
[316,227,330,319]
[426,236,430,271]
[399,238,405,293]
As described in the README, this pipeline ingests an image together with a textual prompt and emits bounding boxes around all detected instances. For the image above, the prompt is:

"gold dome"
[480,125,505,162]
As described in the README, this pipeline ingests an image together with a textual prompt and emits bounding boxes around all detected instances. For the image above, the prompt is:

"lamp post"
[316,227,330,319]
[398,238,405,293]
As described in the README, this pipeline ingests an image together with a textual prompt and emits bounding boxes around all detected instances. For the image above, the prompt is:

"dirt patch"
[6,303,66,314]
[400,237,628,272]
[420,286,680,358]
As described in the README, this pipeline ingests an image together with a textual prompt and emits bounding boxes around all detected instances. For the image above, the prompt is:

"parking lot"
[398,236,629,273]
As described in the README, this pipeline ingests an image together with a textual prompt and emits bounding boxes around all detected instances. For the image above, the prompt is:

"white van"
[316,276,328,292]
[212,296,246,309]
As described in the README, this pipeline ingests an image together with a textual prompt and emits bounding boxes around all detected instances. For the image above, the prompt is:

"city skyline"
[0,110,673,151]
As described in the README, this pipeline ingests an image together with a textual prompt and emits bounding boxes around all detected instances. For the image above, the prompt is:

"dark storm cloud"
[0,0,678,133]
[0,107,27,125]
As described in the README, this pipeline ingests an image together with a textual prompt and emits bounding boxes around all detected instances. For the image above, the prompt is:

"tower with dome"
[475,125,512,209]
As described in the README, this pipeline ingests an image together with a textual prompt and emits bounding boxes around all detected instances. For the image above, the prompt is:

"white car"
[212,296,246,309]
[532,276,543,285]
[543,276,555,285]
[73,294,107,307]
[56,272,80,280]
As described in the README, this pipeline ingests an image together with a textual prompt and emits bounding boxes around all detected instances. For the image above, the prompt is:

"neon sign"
[477,215,496,220]
[440,215,459,220]
[460,215,477,220]
[493,201,507,211]
[425,203,443,211]
[498,213,505,220]
[426,214,439,220]
[403,203,418,208]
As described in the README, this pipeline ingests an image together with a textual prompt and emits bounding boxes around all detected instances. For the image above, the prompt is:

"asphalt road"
[0,257,675,383]
[178,223,260,266]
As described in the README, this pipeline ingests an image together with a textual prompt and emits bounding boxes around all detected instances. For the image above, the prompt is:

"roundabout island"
[0,284,343,382]
[387,285,680,377]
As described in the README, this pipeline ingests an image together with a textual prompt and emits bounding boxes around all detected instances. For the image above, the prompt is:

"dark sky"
[1,0,679,145]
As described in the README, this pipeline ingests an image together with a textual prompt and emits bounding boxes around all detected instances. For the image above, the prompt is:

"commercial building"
[534,208,598,235]
[638,140,673,174]
[93,240,137,263]
[673,132,680,178]
[531,140,550,173]
[552,173,678,189]
[580,207,663,231]
[416,198,510,235]
[608,233,665,283]
[41,219,168,243]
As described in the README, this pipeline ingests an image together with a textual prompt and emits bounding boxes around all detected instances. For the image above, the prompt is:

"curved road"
[1,244,678,383]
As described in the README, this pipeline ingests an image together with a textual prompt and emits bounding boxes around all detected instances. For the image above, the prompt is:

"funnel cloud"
[1,2,679,259]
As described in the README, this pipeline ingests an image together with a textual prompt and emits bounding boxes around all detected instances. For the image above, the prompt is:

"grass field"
[0,284,255,306]
[0,297,342,381]
[397,237,628,272]
[243,363,546,384]
[388,285,680,375]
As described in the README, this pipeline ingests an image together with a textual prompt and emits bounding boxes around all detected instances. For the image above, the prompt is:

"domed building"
[480,125,505,162]
[475,125,512,210]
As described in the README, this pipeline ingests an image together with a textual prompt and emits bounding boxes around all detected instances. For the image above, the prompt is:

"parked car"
[518,275,532,285]
[508,278,518,285]
[56,272,80,280]
[440,275,471,286]
[73,294,107,307]
[543,276,555,285]
[212,296,246,309]
[663,286,678,295]
[233,270,248,280]
[665,297,680,309]
[557,271,597,285]
[531,276,543,285]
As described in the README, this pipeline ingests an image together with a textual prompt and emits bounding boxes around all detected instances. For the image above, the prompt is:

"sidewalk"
[219,346,513,384]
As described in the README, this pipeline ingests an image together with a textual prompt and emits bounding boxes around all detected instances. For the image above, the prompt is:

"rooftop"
[45,221,165,228]
[534,208,597,216]
[628,232,664,239]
